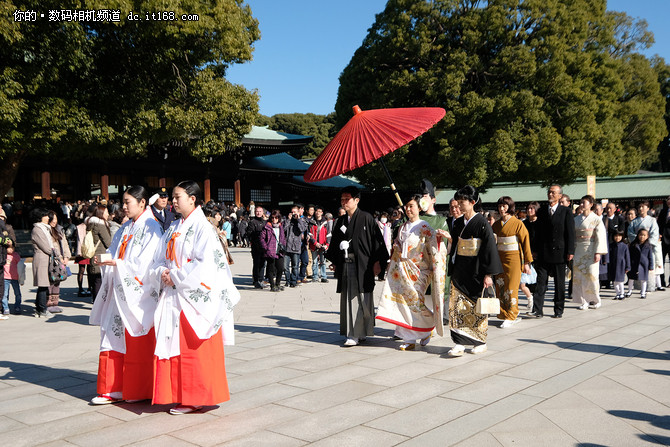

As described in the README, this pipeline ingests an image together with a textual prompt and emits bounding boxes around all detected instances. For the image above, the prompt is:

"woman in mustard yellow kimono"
[492,197,533,328]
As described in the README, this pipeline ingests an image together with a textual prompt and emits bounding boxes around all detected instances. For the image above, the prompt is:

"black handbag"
[277,242,287,255]
[48,249,67,284]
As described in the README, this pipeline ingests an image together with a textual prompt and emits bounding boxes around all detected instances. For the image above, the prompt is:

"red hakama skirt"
[152,312,230,406]
[96,327,156,400]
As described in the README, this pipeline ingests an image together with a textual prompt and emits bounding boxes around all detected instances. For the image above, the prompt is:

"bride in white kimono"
[147,180,240,415]
[573,195,608,309]
[89,186,163,404]
[376,195,448,350]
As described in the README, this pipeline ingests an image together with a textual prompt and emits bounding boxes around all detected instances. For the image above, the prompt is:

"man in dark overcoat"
[326,186,388,346]
[528,184,575,319]
[247,206,267,289]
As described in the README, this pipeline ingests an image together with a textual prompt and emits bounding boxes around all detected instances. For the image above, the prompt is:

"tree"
[0,0,260,197]
[335,0,667,190]
[649,57,670,171]
[256,112,336,159]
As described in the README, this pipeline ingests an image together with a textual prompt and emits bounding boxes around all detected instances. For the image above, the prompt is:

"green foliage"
[335,0,668,190]
[649,57,670,171]
[256,112,336,159]
[0,0,260,193]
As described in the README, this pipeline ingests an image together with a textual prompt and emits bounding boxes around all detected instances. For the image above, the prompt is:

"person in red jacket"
[309,206,329,283]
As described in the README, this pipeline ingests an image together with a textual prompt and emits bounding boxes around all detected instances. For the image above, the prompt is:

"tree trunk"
[0,151,25,199]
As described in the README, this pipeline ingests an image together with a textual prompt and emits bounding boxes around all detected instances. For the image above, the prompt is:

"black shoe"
[289,283,296,288]
[279,285,285,291]
[657,287,666,291]
[551,314,563,318]
[526,311,543,319]
[320,279,329,283]
[253,282,263,289]
[11,308,21,315]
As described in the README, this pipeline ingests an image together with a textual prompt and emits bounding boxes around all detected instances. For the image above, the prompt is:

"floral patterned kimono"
[573,212,608,306]
[89,208,163,400]
[376,219,447,341]
[147,206,240,406]
[492,217,533,321]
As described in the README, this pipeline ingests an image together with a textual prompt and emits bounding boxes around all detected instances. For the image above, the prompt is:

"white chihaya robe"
[376,219,447,340]
[89,208,163,353]
[147,206,240,360]
[573,212,608,306]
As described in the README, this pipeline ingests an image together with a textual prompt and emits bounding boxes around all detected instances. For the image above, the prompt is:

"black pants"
[662,242,669,287]
[35,286,48,314]
[251,249,265,284]
[534,261,567,317]
[90,274,102,301]
[265,256,285,288]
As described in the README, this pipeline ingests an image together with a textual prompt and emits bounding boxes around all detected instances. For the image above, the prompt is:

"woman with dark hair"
[376,194,447,350]
[30,208,55,317]
[46,210,71,313]
[520,201,540,311]
[572,195,608,310]
[148,180,240,414]
[447,186,502,356]
[109,209,127,238]
[492,196,533,328]
[87,204,112,300]
[260,209,287,291]
[89,185,163,405]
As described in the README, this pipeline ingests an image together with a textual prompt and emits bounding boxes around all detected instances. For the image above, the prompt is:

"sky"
[226,0,670,118]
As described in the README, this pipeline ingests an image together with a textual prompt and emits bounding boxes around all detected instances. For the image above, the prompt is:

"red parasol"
[304,105,445,205]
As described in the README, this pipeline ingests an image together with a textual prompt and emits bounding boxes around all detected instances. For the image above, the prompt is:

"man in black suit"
[326,186,388,346]
[603,202,625,242]
[447,198,462,234]
[528,184,575,319]
[658,196,670,289]
[151,187,176,233]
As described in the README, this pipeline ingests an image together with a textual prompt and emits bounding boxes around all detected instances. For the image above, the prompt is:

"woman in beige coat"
[46,210,71,313]
[31,208,54,318]
[86,205,112,301]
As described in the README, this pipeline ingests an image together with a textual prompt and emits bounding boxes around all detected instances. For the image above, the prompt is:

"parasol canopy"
[304,105,446,183]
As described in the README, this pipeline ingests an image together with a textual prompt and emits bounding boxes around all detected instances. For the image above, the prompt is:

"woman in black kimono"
[447,185,503,356]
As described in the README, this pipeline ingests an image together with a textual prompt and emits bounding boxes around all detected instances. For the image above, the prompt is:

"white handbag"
[475,286,500,315]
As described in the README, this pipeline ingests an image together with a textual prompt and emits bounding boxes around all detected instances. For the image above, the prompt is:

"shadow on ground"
[235,314,395,346]
[518,339,670,361]
[0,361,97,399]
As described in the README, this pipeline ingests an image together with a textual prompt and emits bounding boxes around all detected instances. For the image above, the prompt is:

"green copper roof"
[242,126,313,145]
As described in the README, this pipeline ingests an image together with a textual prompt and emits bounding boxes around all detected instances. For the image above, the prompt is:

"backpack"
[80,229,100,258]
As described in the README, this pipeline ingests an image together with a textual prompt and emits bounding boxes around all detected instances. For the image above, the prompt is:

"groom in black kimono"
[326,186,388,346]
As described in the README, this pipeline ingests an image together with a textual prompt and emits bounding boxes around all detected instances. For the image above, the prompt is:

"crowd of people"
[0,181,668,413]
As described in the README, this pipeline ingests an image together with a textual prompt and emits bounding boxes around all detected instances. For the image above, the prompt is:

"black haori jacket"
[448,213,503,299]
[326,208,388,294]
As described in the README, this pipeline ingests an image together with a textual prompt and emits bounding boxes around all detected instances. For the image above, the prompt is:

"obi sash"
[496,235,519,252]
[457,238,481,257]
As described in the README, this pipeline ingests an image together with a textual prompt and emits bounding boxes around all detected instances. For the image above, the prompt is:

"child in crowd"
[608,231,630,300]
[3,245,23,317]
[626,229,654,299]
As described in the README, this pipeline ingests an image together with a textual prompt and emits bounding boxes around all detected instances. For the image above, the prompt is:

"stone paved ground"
[1,247,670,446]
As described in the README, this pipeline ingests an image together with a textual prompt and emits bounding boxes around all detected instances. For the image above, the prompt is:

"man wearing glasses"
[528,184,575,318]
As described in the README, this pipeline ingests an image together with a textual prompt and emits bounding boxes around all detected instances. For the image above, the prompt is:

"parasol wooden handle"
[389,183,403,207]
[379,157,403,207]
